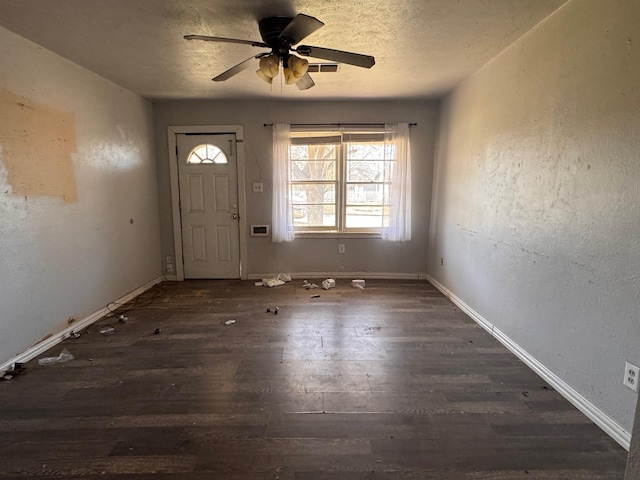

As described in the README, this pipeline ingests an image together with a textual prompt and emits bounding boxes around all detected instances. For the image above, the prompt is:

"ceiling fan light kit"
[184,13,375,91]
[284,55,309,85]
[257,54,280,83]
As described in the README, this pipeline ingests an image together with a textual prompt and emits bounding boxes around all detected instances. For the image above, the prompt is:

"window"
[289,130,395,234]
[272,123,411,242]
[186,143,227,164]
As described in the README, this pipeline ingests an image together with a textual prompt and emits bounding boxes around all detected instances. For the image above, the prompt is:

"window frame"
[289,128,392,236]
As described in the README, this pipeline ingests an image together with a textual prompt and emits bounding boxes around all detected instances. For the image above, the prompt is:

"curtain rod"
[263,122,417,127]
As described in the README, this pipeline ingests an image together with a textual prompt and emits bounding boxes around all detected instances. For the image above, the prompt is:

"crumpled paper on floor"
[255,273,292,288]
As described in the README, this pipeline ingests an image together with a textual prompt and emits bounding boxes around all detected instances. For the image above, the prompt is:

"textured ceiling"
[0,0,568,100]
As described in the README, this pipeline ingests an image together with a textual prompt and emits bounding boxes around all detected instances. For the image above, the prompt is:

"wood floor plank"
[0,279,626,478]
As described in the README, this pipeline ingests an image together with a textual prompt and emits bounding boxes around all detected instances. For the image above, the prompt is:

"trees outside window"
[290,131,394,234]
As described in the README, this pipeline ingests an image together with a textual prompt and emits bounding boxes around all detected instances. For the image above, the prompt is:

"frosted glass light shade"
[284,55,309,84]
[256,54,279,83]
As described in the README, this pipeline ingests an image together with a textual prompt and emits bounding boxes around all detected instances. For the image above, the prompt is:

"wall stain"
[0,89,77,202]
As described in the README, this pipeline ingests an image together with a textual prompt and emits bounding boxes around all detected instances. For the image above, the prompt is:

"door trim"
[168,125,248,280]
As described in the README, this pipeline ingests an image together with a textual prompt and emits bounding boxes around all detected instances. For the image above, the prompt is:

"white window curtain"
[382,123,412,241]
[272,123,294,242]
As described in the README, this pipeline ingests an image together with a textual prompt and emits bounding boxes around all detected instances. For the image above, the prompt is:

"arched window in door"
[187,143,228,164]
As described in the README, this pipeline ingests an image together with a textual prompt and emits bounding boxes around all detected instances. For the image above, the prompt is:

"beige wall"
[154,99,438,277]
[625,392,640,478]
[429,0,640,438]
[0,27,161,364]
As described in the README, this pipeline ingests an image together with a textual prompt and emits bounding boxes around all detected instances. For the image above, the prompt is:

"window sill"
[294,232,382,239]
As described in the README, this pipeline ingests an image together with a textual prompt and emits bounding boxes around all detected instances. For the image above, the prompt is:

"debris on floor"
[322,278,336,290]
[118,315,128,323]
[38,348,74,366]
[99,326,117,336]
[69,330,81,339]
[351,279,365,289]
[266,307,279,315]
[224,319,237,325]
[153,328,162,334]
[1,362,25,380]
[255,273,292,288]
[310,294,321,298]
[303,280,318,289]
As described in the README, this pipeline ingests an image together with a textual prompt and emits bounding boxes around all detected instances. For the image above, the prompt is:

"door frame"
[168,125,248,281]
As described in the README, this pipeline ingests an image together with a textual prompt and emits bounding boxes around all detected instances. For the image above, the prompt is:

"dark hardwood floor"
[0,279,627,479]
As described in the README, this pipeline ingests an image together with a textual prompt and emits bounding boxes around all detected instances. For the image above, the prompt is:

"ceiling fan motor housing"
[258,17,295,58]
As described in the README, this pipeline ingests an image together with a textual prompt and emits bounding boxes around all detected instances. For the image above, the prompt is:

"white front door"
[177,133,240,279]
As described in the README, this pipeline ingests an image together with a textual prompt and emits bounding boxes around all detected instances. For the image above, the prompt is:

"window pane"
[290,144,336,161]
[347,160,386,182]
[187,143,227,164]
[293,205,336,228]
[345,206,383,228]
[346,142,385,160]
[291,184,335,205]
[208,145,227,163]
[346,184,385,205]
[290,161,336,181]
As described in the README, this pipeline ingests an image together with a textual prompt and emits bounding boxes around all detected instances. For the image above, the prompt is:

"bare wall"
[154,100,438,277]
[429,0,640,433]
[0,27,161,363]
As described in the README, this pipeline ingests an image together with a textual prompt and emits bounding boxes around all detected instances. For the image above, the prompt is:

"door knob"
[231,213,238,219]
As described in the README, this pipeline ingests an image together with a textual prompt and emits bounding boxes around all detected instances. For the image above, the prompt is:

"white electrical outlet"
[253,182,264,193]
[623,361,639,392]
[166,264,173,273]
[338,244,345,254]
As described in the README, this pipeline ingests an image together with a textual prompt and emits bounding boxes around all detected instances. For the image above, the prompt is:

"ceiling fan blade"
[278,14,324,44]
[295,73,315,90]
[212,55,261,82]
[184,34,268,48]
[296,45,375,68]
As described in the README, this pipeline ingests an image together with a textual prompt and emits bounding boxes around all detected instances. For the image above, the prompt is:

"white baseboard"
[248,272,430,281]
[427,275,631,451]
[0,276,164,372]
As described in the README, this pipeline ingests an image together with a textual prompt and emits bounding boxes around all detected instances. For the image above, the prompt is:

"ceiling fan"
[184,13,375,90]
